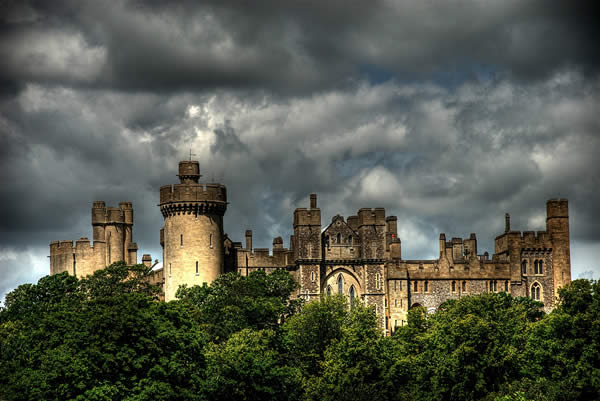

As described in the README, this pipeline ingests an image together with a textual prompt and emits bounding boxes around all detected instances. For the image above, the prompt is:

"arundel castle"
[50,160,571,333]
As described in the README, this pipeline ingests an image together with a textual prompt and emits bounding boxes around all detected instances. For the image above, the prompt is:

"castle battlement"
[159,183,227,204]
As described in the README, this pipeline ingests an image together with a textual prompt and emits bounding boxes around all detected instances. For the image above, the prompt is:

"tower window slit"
[180,234,183,247]
[196,261,199,275]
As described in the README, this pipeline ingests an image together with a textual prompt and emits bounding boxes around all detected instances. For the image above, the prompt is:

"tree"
[203,329,301,401]
[522,279,600,401]
[176,269,301,342]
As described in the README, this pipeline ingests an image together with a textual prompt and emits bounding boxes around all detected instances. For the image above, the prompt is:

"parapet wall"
[49,238,107,278]
[159,183,227,204]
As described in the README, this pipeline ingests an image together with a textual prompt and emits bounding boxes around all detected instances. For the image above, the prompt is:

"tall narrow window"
[337,233,341,244]
[384,298,388,308]
[196,261,199,275]
[414,281,418,292]
[394,280,397,291]
[180,234,183,248]
[399,281,402,290]
[452,281,456,293]
[385,316,389,329]
[326,285,332,296]
[73,254,76,276]
[462,280,466,292]
[531,282,542,301]
[209,233,213,248]
[522,260,527,275]
[348,236,353,245]
[349,285,355,309]
[504,280,509,292]
[534,260,538,275]
[538,260,543,274]
[424,281,429,292]
[395,299,398,307]
[338,274,343,294]
[311,271,315,282]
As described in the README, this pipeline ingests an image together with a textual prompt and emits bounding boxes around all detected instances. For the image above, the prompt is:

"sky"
[1,0,599,302]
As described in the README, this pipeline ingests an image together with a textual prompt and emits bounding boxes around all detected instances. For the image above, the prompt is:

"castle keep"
[50,160,571,333]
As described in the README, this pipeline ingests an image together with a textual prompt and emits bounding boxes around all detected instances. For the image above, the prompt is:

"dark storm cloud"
[1,0,599,95]
[1,0,599,301]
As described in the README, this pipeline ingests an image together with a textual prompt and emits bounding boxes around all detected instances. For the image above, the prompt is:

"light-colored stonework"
[50,160,571,333]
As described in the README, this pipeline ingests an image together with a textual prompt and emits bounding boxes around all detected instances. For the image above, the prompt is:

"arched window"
[531,282,542,301]
[326,285,332,296]
[337,233,341,244]
[538,260,543,274]
[522,260,527,275]
[338,274,343,294]
[534,260,539,275]
[424,281,429,292]
[452,281,456,293]
[349,285,355,309]
[348,236,353,245]
[462,280,466,292]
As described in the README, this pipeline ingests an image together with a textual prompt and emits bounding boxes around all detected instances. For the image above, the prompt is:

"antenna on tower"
[189,149,196,161]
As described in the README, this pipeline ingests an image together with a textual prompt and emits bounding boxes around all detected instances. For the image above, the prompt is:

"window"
[504,280,509,292]
[395,319,398,329]
[325,236,330,248]
[209,233,213,248]
[73,254,76,276]
[348,236,353,245]
[538,260,543,275]
[531,282,542,301]
[394,280,397,291]
[490,280,497,292]
[424,281,429,292]
[452,281,456,293]
[196,261,199,275]
[534,260,538,275]
[414,281,418,292]
[350,285,355,308]
[384,298,388,308]
[462,280,466,292]
[522,260,527,275]
[311,271,315,282]
[326,285,332,296]
[399,281,402,291]
[337,233,341,244]
[395,299,398,307]
[376,273,382,290]
[180,234,183,247]
[169,263,172,277]
[385,316,389,329]
[338,274,343,294]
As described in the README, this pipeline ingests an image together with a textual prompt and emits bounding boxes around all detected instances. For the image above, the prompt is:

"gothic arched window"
[338,274,343,294]
[531,282,542,301]
[522,260,527,275]
[349,285,355,309]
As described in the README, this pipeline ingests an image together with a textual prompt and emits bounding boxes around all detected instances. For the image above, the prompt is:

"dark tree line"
[1,262,599,401]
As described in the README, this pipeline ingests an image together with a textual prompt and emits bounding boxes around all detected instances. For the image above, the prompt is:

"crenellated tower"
[159,160,227,301]
[546,199,571,298]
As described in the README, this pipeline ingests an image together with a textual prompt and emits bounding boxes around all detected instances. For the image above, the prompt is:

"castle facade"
[50,160,571,333]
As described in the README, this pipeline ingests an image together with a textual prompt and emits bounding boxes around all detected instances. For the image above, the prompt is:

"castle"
[50,160,571,333]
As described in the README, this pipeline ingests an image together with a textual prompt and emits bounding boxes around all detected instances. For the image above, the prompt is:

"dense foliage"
[1,262,598,401]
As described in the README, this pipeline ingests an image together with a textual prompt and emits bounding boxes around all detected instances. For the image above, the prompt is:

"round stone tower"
[160,160,227,301]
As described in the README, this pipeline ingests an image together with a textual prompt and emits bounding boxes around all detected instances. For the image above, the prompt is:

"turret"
[160,160,228,301]
[293,193,321,260]
[546,199,571,297]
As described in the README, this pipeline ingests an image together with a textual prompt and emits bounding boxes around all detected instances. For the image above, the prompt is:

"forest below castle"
[1,263,598,401]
